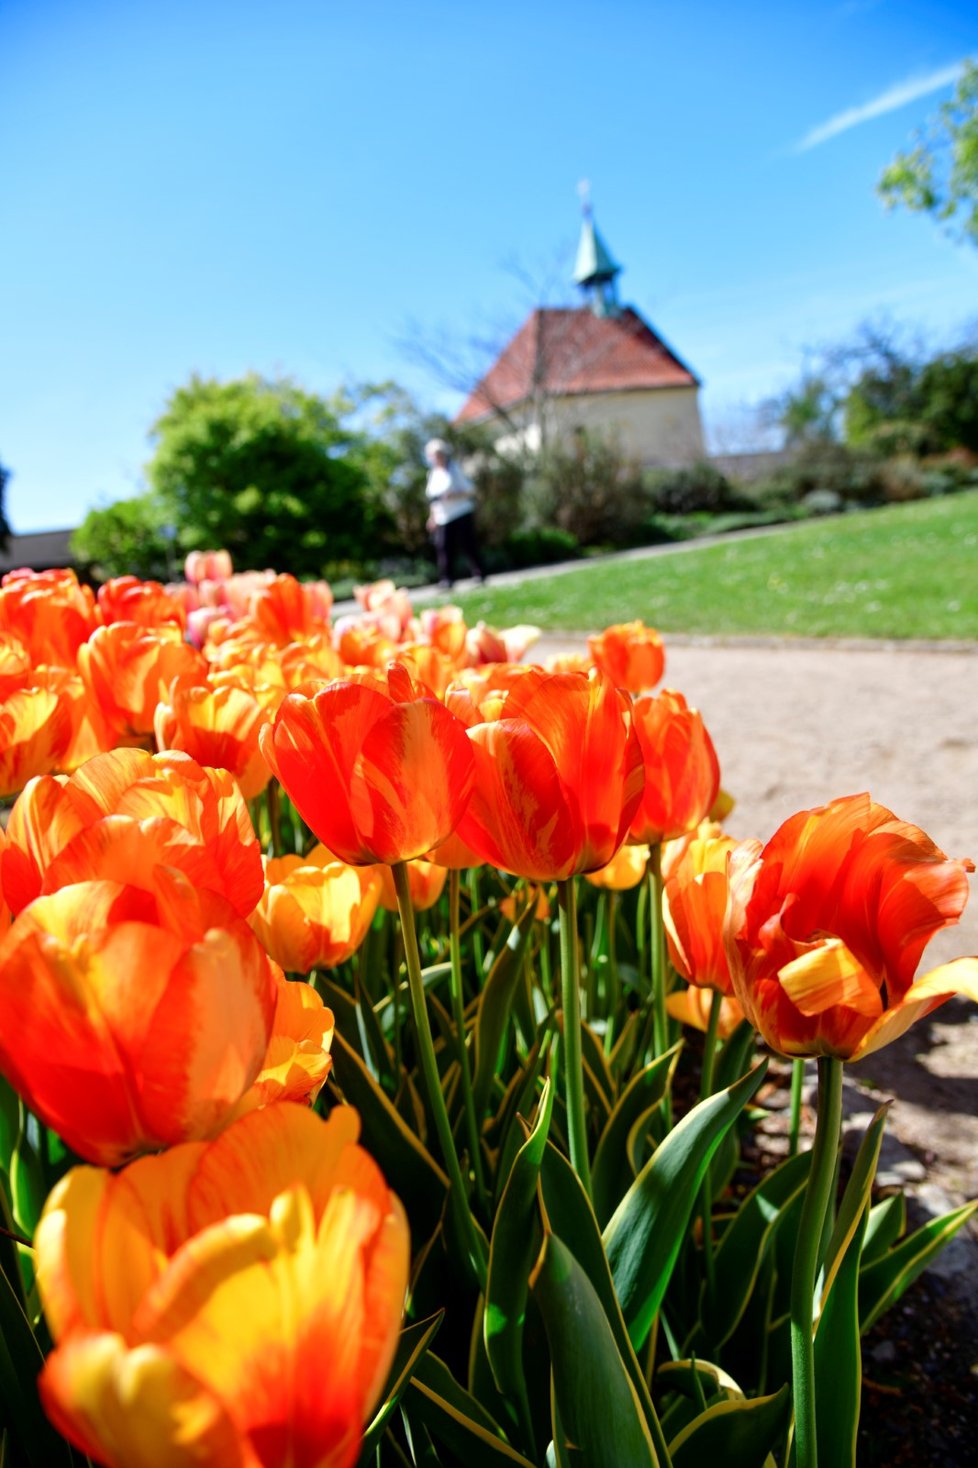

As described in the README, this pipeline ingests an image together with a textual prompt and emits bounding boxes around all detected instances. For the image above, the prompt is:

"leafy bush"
[751,441,886,509]
[642,461,753,516]
[496,526,581,569]
[71,493,178,581]
[522,433,652,547]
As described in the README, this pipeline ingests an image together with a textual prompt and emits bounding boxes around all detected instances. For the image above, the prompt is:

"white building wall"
[548,387,705,465]
[488,387,705,467]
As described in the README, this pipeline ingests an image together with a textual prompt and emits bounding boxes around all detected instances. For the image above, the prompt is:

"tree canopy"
[145,374,389,578]
[878,59,978,247]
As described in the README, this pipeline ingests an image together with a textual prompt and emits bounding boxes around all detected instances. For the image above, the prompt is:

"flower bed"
[0,561,976,1467]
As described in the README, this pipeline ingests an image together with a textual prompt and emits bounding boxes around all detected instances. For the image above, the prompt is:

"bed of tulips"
[1,556,977,1468]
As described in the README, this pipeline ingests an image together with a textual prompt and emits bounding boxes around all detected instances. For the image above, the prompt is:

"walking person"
[424,438,487,589]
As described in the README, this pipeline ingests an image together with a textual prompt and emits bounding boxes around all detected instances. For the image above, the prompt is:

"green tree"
[146,374,386,577]
[71,493,177,581]
[878,60,978,246]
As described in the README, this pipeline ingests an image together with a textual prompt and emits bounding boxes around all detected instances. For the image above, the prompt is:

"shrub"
[642,461,753,516]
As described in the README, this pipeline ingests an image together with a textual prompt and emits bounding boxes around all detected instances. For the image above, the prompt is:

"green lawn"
[453,492,978,639]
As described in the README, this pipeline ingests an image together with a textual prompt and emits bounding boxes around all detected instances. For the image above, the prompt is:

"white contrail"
[795,60,965,151]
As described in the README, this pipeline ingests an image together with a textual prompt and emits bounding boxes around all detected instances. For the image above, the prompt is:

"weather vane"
[577,177,592,218]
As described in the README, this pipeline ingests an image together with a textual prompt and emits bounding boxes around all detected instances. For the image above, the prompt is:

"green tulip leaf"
[328,1031,448,1244]
[668,1385,790,1467]
[702,1147,811,1347]
[603,1061,768,1350]
[473,898,539,1118]
[530,1234,658,1467]
[859,1201,978,1333]
[492,1026,555,1205]
[818,1104,887,1310]
[592,1046,680,1227]
[407,1352,535,1466]
[860,1193,906,1268]
[0,1267,74,1465]
[10,1112,45,1241]
[359,1312,444,1464]
[814,1204,867,1468]
[537,1142,667,1453]
[484,1078,554,1430]
[353,974,395,1088]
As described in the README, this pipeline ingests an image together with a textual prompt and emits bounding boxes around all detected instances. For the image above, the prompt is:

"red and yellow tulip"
[260,665,475,865]
[1,748,262,919]
[36,1104,408,1468]
[588,619,665,693]
[455,667,645,881]
[628,689,720,846]
[0,874,277,1165]
[726,792,978,1060]
[250,850,382,973]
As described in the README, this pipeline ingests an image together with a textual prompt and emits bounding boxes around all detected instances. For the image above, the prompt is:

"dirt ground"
[539,631,978,1463]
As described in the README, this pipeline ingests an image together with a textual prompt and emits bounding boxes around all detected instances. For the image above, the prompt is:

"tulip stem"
[267,778,283,858]
[648,847,673,1128]
[788,1056,805,1158]
[449,869,488,1211]
[392,861,487,1288]
[605,891,621,1047]
[557,877,592,1199]
[699,989,724,1300]
[790,1054,844,1468]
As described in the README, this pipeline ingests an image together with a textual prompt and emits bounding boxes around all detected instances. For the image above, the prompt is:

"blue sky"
[2,0,976,532]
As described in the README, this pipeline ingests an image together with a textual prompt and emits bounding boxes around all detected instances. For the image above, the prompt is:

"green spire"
[573,198,622,316]
[573,215,621,288]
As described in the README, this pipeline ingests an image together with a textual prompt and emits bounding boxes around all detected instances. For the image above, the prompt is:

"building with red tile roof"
[455,212,704,467]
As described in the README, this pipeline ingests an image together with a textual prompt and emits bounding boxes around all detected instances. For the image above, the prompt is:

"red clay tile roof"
[455,306,699,423]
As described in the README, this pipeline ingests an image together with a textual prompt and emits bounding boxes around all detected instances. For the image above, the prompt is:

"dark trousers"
[434,513,485,585]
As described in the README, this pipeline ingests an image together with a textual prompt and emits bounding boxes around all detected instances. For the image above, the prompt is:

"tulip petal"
[457,721,582,881]
[40,1333,248,1468]
[851,957,978,1060]
[778,939,882,1019]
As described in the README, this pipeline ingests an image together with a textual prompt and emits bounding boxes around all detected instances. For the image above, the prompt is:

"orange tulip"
[585,842,650,891]
[588,620,665,693]
[250,851,382,972]
[37,1105,408,1468]
[232,966,335,1115]
[96,576,186,629]
[250,572,333,645]
[419,604,468,660]
[0,568,98,667]
[455,667,645,881]
[627,689,720,846]
[260,665,475,865]
[336,619,397,668]
[1,748,262,919]
[394,644,458,698]
[377,856,447,912]
[154,675,271,799]
[78,622,206,738]
[0,828,9,938]
[0,686,73,798]
[0,875,277,1165]
[444,663,538,727]
[727,792,978,1061]
[666,984,745,1039]
[663,832,752,997]
[30,667,116,772]
[0,630,32,698]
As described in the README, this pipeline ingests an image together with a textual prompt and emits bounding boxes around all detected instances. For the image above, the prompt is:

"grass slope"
[455,493,978,640]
